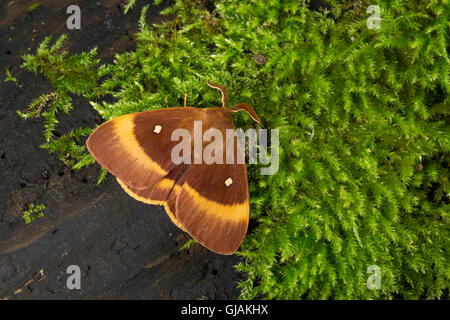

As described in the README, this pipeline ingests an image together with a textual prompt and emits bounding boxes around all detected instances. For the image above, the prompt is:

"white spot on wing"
[224,177,233,187]
[153,125,162,134]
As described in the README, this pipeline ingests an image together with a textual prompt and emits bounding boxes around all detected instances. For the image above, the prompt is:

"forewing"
[86,107,201,189]
[175,163,249,255]
[174,112,250,255]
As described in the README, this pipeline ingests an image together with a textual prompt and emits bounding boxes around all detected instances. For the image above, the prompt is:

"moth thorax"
[224,177,233,187]
[153,125,162,134]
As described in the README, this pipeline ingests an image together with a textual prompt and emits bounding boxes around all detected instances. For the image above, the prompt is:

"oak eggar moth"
[86,81,261,254]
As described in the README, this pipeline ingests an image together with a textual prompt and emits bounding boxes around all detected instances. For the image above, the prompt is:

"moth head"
[206,80,262,124]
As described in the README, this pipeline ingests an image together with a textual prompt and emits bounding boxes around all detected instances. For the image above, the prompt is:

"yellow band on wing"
[183,184,248,223]
[158,178,182,195]
[113,114,167,176]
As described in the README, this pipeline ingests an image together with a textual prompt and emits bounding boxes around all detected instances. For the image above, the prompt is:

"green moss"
[23,204,46,224]
[28,3,42,12]
[4,69,17,84]
[19,0,449,299]
[178,238,198,251]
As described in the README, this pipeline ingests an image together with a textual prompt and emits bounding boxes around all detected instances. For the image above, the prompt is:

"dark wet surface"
[0,0,242,299]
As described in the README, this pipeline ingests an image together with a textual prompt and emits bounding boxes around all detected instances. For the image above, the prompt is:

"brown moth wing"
[176,163,249,255]
[86,107,204,190]
[174,109,250,255]
[116,165,187,231]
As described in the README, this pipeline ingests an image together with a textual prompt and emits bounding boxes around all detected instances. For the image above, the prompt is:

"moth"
[86,81,261,254]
